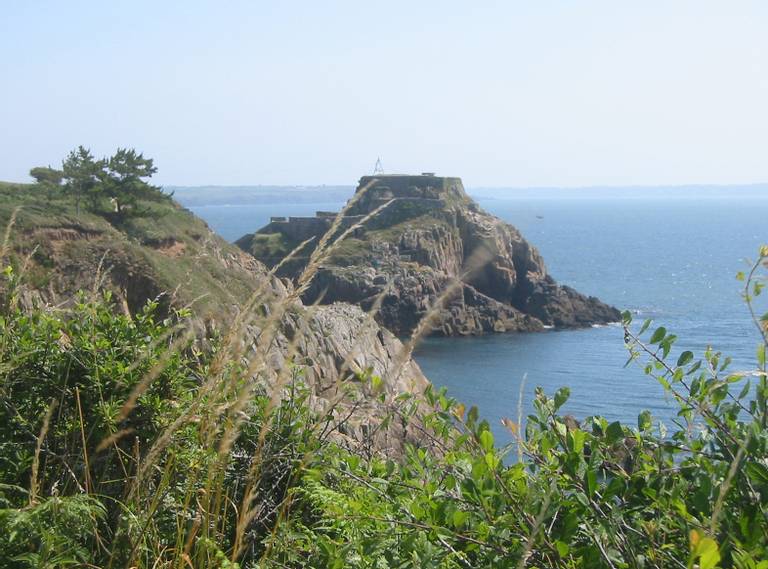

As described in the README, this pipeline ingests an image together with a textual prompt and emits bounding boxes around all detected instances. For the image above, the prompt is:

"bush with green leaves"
[0,267,322,568]
[1,247,768,568]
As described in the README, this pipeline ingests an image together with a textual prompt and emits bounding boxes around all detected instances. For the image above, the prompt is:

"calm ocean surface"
[186,187,768,446]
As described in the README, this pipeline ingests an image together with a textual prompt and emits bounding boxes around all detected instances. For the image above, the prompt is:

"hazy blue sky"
[1,1,766,187]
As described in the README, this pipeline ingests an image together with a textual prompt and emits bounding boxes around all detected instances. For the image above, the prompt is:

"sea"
[181,186,768,448]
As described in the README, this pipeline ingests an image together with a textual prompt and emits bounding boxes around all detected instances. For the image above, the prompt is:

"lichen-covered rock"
[239,174,620,337]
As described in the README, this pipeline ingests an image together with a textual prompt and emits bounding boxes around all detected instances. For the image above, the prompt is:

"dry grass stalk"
[229,190,421,559]
[517,373,527,463]
[0,206,20,266]
[29,399,57,506]
[75,387,93,493]
[229,301,331,560]
[95,428,136,454]
[516,482,556,569]
[117,327,197,423]
[315,276,396,399]
[710,442,746,534]
[231,209,505,562]
[296,178,375,279]
[91,250,111,298]
[130,288,284,492]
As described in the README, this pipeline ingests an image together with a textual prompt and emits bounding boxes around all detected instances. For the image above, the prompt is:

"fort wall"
[258,174,463,241]
[262,211,366,242]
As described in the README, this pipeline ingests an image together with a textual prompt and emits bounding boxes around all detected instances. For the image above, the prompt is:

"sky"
[1,1,766,187]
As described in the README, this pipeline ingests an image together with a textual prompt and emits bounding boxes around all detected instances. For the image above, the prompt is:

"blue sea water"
[187,187,768,446]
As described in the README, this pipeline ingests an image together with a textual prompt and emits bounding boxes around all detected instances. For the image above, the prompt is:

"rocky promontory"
[237,174,620,336]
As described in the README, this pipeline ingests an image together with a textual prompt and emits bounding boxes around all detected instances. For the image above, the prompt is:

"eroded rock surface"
[238,174,620,336]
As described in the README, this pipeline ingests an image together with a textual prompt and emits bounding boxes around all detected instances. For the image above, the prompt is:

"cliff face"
[0,183,429,455]
[238,174,620,336]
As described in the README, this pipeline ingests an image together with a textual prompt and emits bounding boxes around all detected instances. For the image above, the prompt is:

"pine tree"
[102,148,159,217]
[61,146,104,214]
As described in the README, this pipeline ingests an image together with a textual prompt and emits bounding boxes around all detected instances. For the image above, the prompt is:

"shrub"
[0,267,326,568]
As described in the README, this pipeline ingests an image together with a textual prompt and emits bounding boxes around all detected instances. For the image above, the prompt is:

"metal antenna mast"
[373,157,384,175]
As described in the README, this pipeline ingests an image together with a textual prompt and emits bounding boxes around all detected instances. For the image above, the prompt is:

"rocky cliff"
[0,182,429,455]
[238,174,620,336]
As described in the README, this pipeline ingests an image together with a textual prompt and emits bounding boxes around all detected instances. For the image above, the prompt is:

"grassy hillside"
[0,181,271,317]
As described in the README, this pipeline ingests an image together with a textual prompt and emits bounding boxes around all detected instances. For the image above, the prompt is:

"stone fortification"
[237,173,621,337]
[255,174,458,244]
[261,211,365,243]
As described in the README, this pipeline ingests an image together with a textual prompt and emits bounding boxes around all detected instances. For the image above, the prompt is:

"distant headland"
[237,173,621,336]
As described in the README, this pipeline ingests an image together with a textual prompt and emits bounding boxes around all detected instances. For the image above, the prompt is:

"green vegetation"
[365,212,446,240]
[2,215,768,567]
[242,232,304,266]
[326,236,370,265]
[29,146,167,219]
[28,167,63,202]
[0,277,318,567]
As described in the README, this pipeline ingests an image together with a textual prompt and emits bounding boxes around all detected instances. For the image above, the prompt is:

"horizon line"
[165,181,768,191]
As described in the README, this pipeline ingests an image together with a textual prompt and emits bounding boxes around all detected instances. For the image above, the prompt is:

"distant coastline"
[172,183,768,207]
[168,185,354,206]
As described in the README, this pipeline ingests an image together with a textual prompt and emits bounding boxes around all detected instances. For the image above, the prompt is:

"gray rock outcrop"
[238,174,620,337]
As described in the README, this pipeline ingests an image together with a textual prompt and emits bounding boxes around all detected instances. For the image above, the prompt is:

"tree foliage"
[61,146,104,213]
[55,146,165,218]
[101,148,160,215]
[28,167,63,187]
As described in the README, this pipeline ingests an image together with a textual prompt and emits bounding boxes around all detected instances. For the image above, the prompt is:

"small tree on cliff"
[101,148,161,218]
[29,166,63,186]
[29,166,64,201]
[61,146,105,214]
